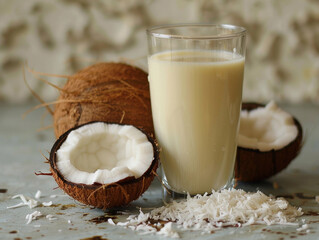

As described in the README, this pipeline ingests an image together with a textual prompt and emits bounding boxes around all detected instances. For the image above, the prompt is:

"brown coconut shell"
[235,102,303,182]
[53,62,154,138]
[49,121,159,209]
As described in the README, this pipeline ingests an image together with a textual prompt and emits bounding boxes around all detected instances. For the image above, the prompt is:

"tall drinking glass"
[146,24,246,203]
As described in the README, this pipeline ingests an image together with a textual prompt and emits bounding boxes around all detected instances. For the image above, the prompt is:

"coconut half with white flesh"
[49,122,159,209]
[235,102,303,182]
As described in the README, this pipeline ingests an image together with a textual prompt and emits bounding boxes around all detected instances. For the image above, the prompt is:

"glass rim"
[146,23,246,40]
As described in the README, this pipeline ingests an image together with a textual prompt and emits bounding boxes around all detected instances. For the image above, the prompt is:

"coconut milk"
[148,50,245,194]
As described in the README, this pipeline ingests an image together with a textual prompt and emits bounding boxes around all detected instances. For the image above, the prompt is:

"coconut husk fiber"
[53,62,154,138]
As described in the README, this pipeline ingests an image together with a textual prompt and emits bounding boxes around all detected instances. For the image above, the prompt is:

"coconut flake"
[35,190,42,199]
[27,199,39,209]
[56,123,154,185]
[315,196,319,203]
[296,224,309,232]
[135,224,157,233]
[46,214,58,221]
[107,218,115,225]
[157,222,180,238]
[42,201,53,207]
[118,189,302,236]
[7,202,25,209]
[117,221,129,226]
[12,194,28,204]
[9,194,39,209]
[238,101,298,151]
[26,211,42,224]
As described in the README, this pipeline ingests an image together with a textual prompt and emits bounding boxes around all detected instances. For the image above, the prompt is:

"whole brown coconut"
[235,103,303,182]
[54,63,154,138]
[49,122,159,209]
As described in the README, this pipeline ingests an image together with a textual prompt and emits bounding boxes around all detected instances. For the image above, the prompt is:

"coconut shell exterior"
[54,62,154,138]
[235,103,303,182]
[49,122,159,209]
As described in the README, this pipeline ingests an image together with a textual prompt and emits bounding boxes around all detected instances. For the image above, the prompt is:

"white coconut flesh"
[56,122,154,185]
[238,101,298,152]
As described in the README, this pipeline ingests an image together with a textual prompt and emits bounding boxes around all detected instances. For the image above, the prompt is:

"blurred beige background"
[0,0,318,103]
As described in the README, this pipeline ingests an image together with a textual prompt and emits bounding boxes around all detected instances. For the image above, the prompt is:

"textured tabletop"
[0,102,318,240]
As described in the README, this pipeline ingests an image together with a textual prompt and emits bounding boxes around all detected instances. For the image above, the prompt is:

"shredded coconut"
[7,192,57,210]
[117,221,129,226]
[157,222,180,238]
[42,201,53,207]
[8,194,39,209]
[315,196,319,203]
[35,190,42,199]
[296,224,309,232]
[108,218,115,225]
[26,211,42,224]
[7,202,25,209]
[117,189,303,236]
[46,214,58,221]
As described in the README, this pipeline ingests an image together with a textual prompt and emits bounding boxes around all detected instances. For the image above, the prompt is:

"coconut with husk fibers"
[53,62,154,138]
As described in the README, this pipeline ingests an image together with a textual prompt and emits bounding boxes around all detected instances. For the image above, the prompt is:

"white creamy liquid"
[148,50,245,194]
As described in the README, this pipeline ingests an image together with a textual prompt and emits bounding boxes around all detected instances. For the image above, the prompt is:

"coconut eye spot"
[238,101,298,152]
[56,122,154,185]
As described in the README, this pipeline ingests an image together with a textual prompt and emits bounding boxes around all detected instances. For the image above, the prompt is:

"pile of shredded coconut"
[116,189,303,238]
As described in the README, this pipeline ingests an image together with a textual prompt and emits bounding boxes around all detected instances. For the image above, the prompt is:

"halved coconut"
[49,122,159,209]
[235,102,303,182]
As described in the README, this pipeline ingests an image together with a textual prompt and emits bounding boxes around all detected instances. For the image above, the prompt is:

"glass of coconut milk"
[146,24,246,202]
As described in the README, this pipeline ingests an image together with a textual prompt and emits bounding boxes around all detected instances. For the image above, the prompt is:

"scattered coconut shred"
[117,189,303,238]
[6,190,63,225]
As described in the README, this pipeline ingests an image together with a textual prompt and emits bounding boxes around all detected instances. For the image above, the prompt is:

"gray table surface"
[0,102,318,240]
